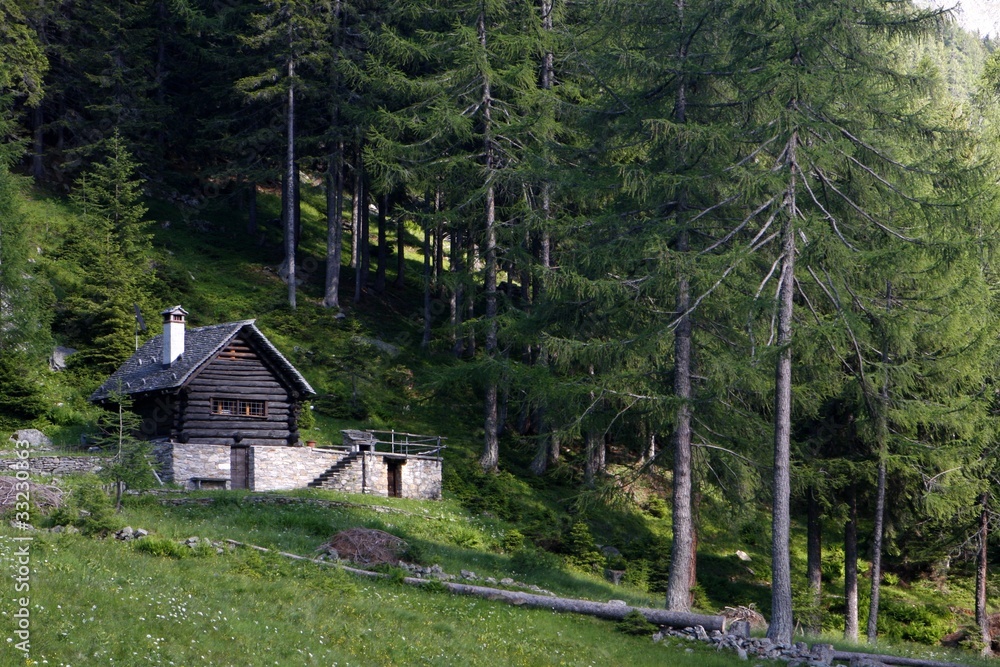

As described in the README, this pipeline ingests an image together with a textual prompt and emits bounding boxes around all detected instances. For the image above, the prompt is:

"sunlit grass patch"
[0,528,742,666]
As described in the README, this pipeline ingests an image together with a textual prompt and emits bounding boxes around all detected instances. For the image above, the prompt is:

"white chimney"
[161,306,188,366]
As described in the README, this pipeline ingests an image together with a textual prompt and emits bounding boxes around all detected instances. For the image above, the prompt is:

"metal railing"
[365,430,446,457]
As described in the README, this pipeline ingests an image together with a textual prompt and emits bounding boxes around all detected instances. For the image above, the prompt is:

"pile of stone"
[114,526,149,541]
[392,562,557,597]
[654,621,924,667]
[655,622,842,665]
[183,536,232,554]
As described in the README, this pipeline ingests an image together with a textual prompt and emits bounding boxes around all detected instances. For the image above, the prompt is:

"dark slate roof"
[89,320,315,402]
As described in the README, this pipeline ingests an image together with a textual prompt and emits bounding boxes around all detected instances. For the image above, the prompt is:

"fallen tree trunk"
[225,539,726,631]
[425,579,725,630]
[832,650,968,667]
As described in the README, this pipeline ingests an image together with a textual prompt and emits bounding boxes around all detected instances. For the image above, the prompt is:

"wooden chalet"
[90,306,316,446]
[88,307,443,499]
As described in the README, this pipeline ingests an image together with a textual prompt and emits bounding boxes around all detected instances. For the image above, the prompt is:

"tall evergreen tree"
[0,0,46,164]
[723,0,983,642]
[61,130,154,372]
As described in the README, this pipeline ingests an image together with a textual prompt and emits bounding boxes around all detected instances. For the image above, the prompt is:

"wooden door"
[386,460,403,498]
[231,446,250,490]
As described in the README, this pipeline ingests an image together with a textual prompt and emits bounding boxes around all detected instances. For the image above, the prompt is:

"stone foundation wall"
[325,453,441,499]
[317,455,365,494]
[366,453,389,496]
[250,446,346,491]
[157,442,231,489]
[151,441,442,498]
[2,455,106,475]
[402,456,442,500]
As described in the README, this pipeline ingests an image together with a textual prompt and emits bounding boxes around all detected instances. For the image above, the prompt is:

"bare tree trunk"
[248,182,258,237]
[294,158,302,251]
[323,145,344,309]
[31,105,43,180]
[767,133,798,645]
[353,151,364,304]
[479,8,499,473]
[688,492,699,608]
[529,422,550,475]
[845,485,859,642]
[666,241,694,612]
[361,182,371,285]
[394,207,405,288]
[584,429,602,486]
[376,193,388,293]
[451,228,465,357]
[807,486,823,634]
[351,151,360,269]
[867,458,886,644]
[868,281,892,645]
[422,195,435,349]
[466,239,476,356]
[284,57,297,310]
[977,492,992,656]
[435,222,444,287]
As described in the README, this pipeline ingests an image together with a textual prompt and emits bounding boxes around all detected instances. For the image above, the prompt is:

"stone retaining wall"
[320,453,441,499]
[402,456,442,500]
[156,442,231,487]
[318,455,365,495]
[2,455,106,475]
[251,446,346,491]
[152,441,442,498]
[154,442,351,491]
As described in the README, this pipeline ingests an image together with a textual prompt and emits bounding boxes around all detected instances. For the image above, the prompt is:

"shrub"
[511,547,562,575]
[297,401,317,431]
[448,526,484,549]
[690,584,712,612]
[50,478,123,536]
[647,557,671,594]
[616,611,657,636]
[565,522,596,555]
[402,541,428,565]
[623,559,650,591]
[645,497,669,519]
[878,598,952,645]
[134,537,188,559]
[501,529,524,552]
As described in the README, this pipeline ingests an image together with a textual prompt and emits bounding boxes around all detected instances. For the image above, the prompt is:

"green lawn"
[0,527,741,667]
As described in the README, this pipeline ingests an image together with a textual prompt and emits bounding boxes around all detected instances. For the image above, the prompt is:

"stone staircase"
[307,452,361,490]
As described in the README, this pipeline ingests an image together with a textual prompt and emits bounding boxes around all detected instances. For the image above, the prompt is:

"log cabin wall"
[179,336,297,445]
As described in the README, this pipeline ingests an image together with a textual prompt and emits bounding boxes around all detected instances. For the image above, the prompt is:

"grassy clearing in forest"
[116,489,662,609]
[0,528,741,667]
[8,182,995,666]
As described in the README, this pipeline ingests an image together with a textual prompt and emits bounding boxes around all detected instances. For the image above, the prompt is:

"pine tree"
[237,0,330,309]
[61,130,154,372]
[95,390,156,510]
[0,165,51,428]
[721,0,985,642]
[367,0,560,471]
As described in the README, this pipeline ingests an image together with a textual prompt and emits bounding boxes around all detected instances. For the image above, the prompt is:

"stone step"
[307,453,360,488]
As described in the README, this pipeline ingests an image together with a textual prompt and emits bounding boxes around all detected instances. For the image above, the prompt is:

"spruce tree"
[61,130,154,372]
[0,165,51,427]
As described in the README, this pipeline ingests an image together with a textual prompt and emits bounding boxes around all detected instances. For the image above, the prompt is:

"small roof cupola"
[161,306,188,366]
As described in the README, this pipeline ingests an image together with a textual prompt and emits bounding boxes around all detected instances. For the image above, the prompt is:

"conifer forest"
[6,0,1000,657]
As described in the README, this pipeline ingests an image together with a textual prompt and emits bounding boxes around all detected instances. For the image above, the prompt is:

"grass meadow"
[0,525,739,666]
